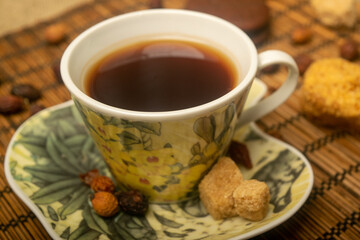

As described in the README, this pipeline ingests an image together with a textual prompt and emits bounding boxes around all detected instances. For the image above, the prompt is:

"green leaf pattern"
[9,103,161,239]
[10,104,115,238]
[8,98,312,239]
[190,104,236,166]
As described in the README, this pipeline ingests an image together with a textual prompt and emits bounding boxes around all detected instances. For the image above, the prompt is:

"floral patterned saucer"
[5,79,313,240]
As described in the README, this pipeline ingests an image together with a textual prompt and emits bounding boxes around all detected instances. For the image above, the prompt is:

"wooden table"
[0,0,359,239]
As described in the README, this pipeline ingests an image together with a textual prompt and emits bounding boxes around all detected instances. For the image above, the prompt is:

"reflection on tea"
[85,39,238,111]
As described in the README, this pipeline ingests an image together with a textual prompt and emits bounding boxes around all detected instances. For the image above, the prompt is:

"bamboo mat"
[0,0,359,239]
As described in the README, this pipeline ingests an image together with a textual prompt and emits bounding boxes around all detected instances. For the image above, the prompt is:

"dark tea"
[84,38,238,111]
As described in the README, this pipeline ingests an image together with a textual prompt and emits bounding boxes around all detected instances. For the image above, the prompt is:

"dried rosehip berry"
[0,95,24,114]
[90,175,116,193]
[11,84,41,101]
[118,190,148,215]
[80,169,100,185]
[228,140,252,169]
[91,191,119,217]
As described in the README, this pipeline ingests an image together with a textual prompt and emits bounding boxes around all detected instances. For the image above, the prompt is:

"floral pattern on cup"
[73,98,239,202]
[5,99,313,240]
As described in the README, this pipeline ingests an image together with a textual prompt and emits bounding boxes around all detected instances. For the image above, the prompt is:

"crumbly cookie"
[310,0,357,28]
[186,0,270,45]
[301,58,360,130]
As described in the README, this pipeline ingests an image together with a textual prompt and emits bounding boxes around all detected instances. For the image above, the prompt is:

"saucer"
[5,79,313,240]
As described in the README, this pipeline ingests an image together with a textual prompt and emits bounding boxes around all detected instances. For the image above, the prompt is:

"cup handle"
[237,50,299,127]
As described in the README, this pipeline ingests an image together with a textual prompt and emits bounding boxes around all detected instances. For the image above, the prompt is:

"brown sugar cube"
[199,157,243,220]
[233,179,270,221]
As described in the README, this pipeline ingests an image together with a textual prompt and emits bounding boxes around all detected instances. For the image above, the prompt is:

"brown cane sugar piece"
[186,0,270,45]
[233,179,270,221]
[300,58,360,130]
[198,157,243,220]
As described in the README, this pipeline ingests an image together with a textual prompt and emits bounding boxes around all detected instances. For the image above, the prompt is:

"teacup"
[61,9,299,202]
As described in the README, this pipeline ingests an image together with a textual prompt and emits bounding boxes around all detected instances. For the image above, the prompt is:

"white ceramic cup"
[61,9,299,202]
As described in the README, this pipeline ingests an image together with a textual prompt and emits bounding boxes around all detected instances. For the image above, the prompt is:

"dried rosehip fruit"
[91,191,119,217]
[228,140,252,169]
[340,39,358,61]
[11,84,41,101]
[80,169,100,185]
[118,190,149,215]
[0,95,24,114]
[90,175,116,193]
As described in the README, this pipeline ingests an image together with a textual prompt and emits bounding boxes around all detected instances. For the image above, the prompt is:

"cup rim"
[61,9,258,121]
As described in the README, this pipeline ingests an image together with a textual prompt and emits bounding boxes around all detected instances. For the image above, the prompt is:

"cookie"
[186,0,270,45]
[301,58,360,130]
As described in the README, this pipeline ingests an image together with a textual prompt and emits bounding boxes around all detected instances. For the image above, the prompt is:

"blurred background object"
[0,0,92,35]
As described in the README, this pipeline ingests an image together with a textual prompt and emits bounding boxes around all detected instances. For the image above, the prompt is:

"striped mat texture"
[0,0,359,239]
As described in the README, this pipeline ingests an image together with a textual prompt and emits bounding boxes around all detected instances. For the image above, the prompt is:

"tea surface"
[85,39,237,111]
